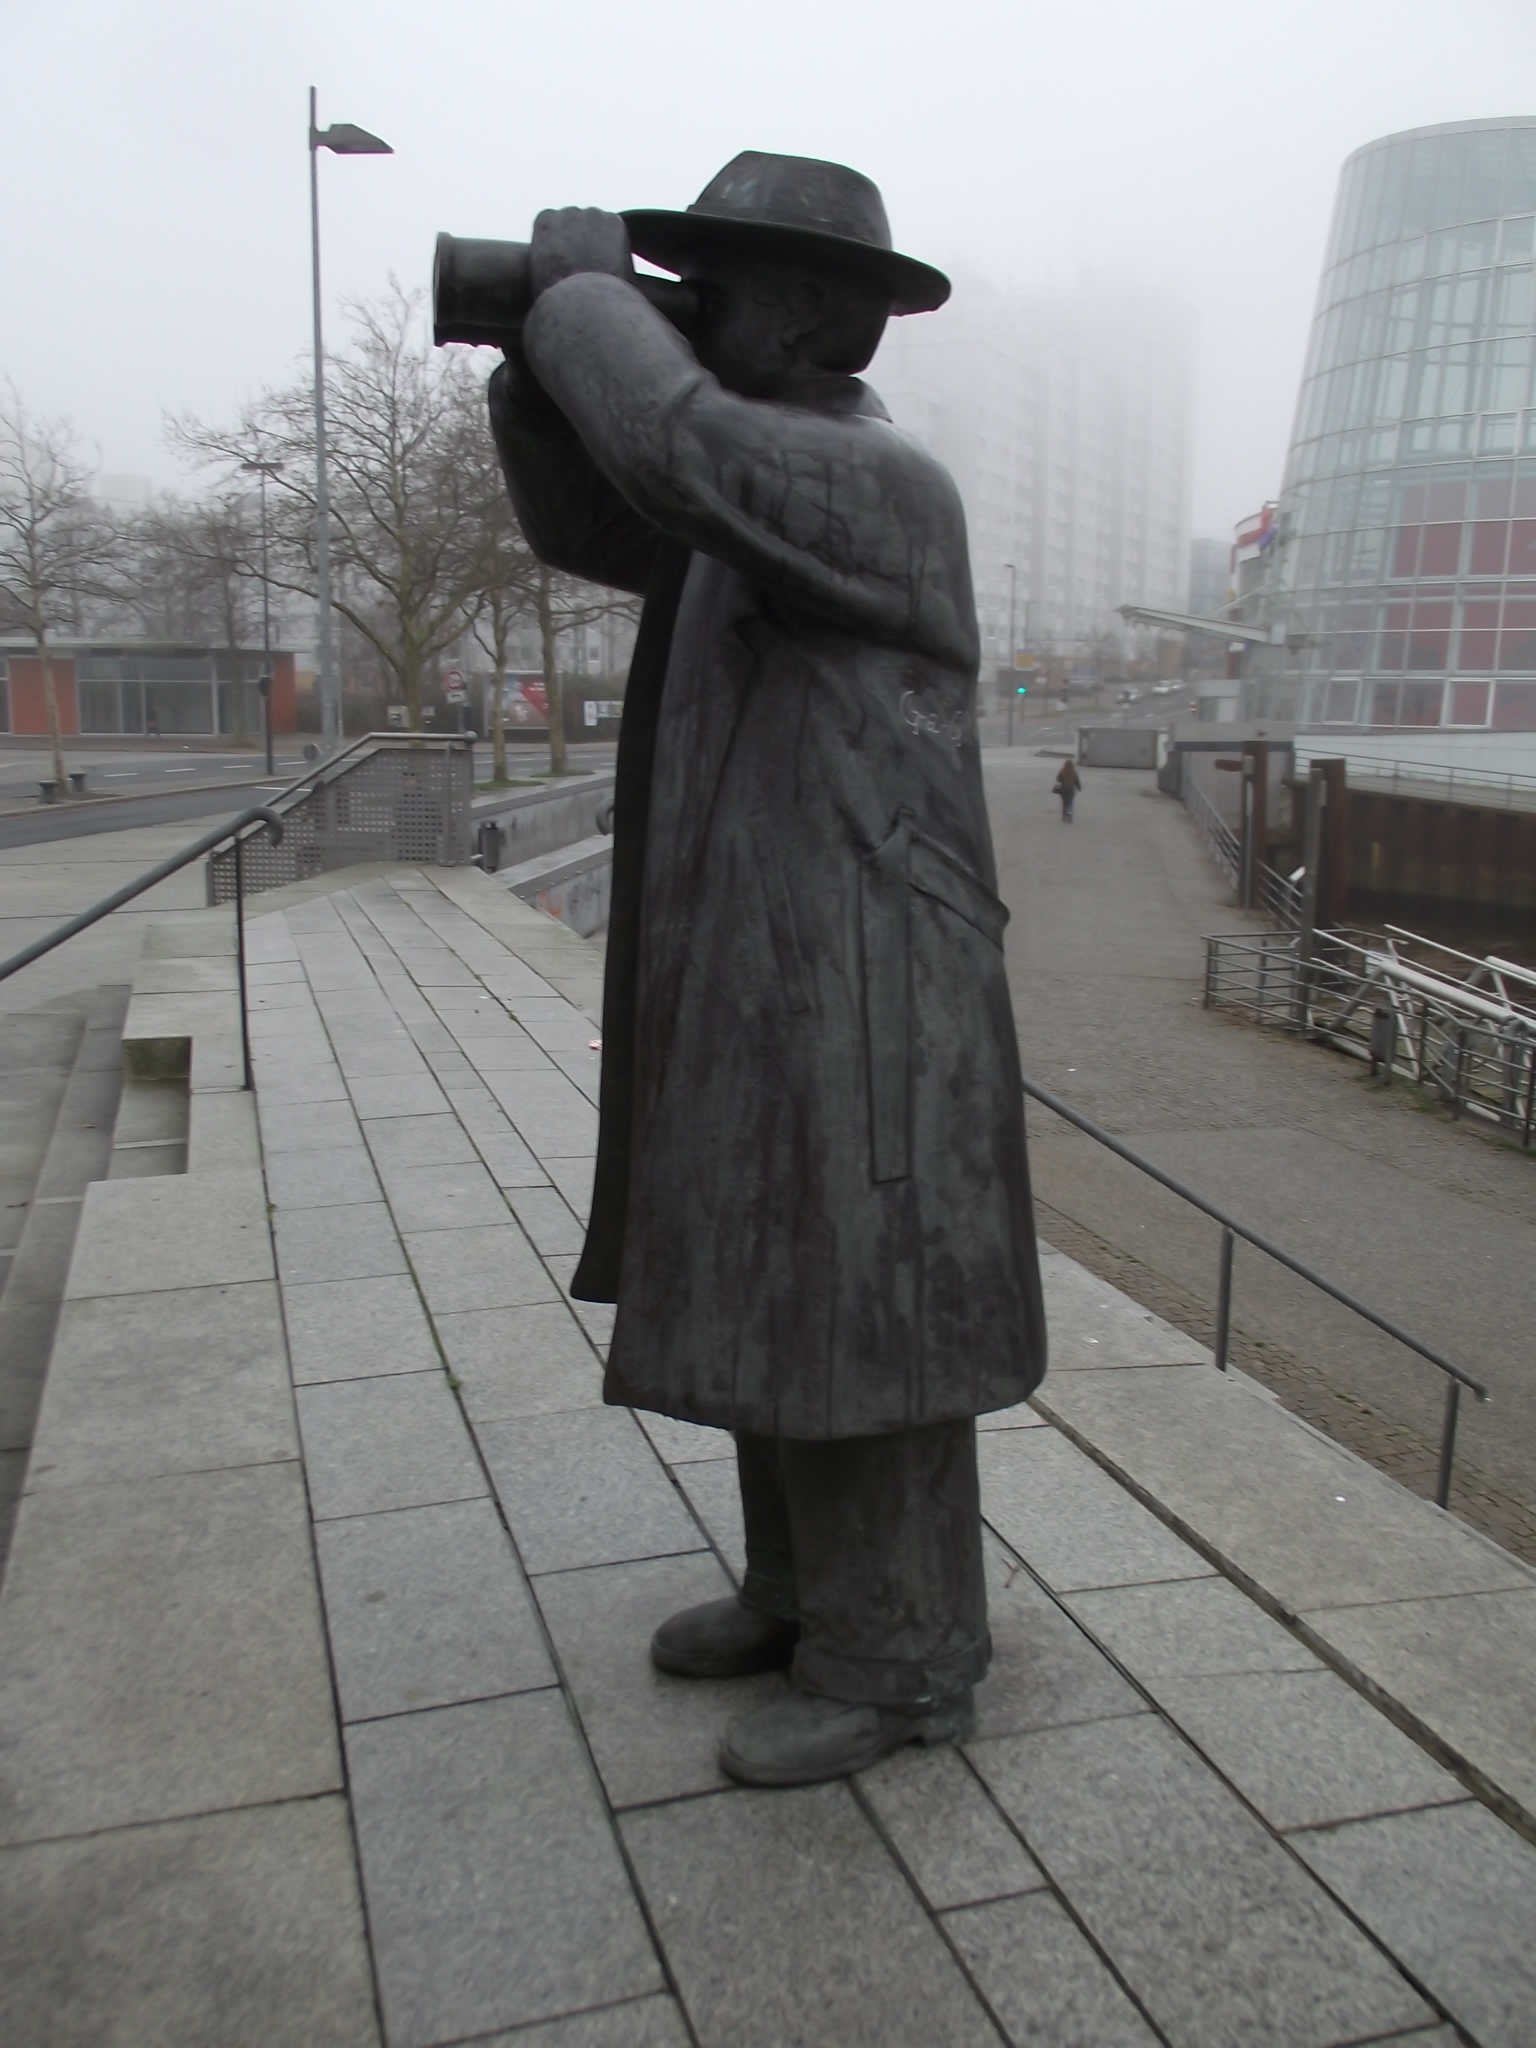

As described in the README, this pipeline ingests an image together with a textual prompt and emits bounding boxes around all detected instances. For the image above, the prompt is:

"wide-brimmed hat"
[623,152,950,317]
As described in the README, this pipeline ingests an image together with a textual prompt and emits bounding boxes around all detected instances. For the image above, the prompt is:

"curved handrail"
[0,806,285,985]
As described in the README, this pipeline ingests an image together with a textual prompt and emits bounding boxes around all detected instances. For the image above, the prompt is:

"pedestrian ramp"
[0,864,1533,2045]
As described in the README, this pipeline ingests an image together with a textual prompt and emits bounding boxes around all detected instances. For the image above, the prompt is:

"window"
[1510,520,1536,575]
[1458,597,1501,669]
[1498,597,1536,670]
[1468,521,1509,574]
[0,657,8,732]
[1491,266,1536,335]
[1323,679,1359,723]
[1419,522,1462,574]
[79,679,122,733]
[1491,682,1536,728]
[1398,682,1442,724]
[1370,681,1403,725]
[1449,680,1491,724]
[1482,415,1519,455]
[1483,337,1534,412]
[1407,599,1453,670]
[1377,599,1411,670]
[1348,528,1386,581]
[1501,216,1536,264]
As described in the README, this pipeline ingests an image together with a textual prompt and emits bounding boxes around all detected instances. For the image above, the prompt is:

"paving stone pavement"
[4,862,1535,2045]
[985,746,1536,1559]
[237,875,1536,2041]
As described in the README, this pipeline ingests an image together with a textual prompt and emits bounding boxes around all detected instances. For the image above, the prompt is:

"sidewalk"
[1,866,1533,2044]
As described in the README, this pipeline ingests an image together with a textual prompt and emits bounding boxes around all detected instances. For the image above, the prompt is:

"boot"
[650,1596,799,1679]
[719,1685,975,1787]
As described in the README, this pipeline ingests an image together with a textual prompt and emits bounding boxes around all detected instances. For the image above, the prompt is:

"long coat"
[489,274,1045,1438]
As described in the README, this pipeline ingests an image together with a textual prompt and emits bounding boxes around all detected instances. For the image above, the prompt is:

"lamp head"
[314,123,392,156]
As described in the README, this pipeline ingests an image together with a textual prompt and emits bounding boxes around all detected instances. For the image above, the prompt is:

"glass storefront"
[75,652,264,736]
[1272,119,1536,729]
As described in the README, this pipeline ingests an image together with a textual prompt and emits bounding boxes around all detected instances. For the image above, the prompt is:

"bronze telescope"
[432,233,696,348]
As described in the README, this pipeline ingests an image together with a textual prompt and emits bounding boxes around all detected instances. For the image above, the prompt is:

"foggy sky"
[6,0,1535,542]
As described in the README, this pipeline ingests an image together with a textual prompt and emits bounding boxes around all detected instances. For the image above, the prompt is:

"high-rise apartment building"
[872,275,1192,692]
[1254,117,1536,730]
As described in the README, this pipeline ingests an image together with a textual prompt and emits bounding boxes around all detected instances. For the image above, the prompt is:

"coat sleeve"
[522,274,979,671]
[487,351,661,597]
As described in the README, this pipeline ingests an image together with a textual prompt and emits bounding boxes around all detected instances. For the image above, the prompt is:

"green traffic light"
[1016,683,1028,695]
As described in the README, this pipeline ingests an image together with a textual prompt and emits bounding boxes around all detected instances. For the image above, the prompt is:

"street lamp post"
[241,459,281,775]
[1005,563,1017,749]
[309,88,392,752]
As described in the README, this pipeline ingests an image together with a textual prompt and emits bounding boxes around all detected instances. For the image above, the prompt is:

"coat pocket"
[908,831,1009,949]
[860,817,912,1183]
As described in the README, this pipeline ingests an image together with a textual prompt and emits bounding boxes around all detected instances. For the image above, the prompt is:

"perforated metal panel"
[208,740,472,903]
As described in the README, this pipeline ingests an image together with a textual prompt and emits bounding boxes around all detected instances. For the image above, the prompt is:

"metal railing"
[1256,859,1303,929]
[1204,925,1536,1145]
[1185,774,1241,887]
[207,732,473,902]
[0,806,284,1092]
[1022,1075,1490,1507]
[1295,747,1536,815]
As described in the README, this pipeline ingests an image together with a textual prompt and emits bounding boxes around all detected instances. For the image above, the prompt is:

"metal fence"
[208,735,472,903]
[1185,774,1240,889]
[1255,860,1304,929]
[1204,923,1536,1145]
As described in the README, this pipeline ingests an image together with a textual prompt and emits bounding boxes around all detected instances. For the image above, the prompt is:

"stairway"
[0,985,129,1576]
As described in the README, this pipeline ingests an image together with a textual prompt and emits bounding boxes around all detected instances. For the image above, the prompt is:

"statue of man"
[488,152,1045,1787]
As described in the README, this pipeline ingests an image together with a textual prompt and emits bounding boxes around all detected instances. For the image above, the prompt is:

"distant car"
[1117,687,1142,704]
[1149,681,1179,697]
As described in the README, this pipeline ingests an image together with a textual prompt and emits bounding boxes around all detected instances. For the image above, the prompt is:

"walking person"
[1053,757,1082,821]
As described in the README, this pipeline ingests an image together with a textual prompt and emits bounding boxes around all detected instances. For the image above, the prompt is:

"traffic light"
[1016,679,1028,696]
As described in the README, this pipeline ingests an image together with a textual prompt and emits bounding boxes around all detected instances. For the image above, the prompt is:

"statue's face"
[687,252,889,397]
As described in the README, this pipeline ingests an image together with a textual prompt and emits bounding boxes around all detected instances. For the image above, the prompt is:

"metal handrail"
[0,804,284,1091]
[262,730,473,811]
[1295,748,1536,814]
[1185,775,1240,887]
[1022,1074,1489,1508]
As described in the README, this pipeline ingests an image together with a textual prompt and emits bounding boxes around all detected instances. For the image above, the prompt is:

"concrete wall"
[474,775,616,871]
[1348,789,1536,916]
[501,840,613,940]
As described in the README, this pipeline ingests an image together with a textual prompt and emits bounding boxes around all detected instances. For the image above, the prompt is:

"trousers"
[734,1420,990,1708]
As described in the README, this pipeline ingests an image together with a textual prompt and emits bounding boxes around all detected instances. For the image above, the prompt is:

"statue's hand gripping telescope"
[432,234,696,348]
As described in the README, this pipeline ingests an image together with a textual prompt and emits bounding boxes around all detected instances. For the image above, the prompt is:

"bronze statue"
[479,152,1046,1785]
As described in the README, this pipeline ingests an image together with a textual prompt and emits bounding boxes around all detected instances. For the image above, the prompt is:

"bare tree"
[124,491,260,740]
[170,287,506,733]
[0,384,117,787]
[470,492,538,784]
[533,566,641,776]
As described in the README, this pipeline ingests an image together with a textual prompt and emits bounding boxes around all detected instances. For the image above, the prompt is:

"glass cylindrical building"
[1258,117,1536,732]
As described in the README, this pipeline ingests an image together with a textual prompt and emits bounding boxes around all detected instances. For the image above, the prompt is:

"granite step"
[0,983,128,1579]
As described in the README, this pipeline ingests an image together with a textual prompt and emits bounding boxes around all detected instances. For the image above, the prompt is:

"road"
[0,744,311,808]
[986,742,1536,1560]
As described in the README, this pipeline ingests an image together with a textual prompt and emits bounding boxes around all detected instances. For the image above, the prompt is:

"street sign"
[443,666,466,706]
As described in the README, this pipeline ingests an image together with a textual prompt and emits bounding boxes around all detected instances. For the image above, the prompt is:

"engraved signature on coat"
[900,689,966,747]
